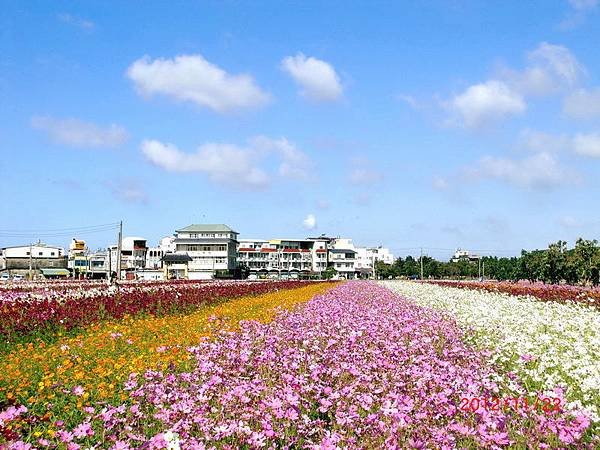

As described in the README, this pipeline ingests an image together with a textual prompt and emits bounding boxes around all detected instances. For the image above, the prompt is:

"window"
[26,251,30,256]
[51,252,55,256]
[188,245,198,251]
[190,233,198,239]
[39,252,43,256]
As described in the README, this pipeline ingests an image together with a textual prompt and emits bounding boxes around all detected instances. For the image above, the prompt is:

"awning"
[40,268,70,276]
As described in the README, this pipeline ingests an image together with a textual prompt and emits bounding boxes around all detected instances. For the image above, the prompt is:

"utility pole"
[116,220,123,281]
[28,242,32,280]
[372,252,376,280]
[107,246,111,284]
[420,247,424,280]
[482,261,485,280]
[478,257,481,279]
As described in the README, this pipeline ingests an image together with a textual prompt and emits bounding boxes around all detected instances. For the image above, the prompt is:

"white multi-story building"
[237,238,329,279]
[355,246,395,278]
[146,236,175,270]
[173,224,238,279]
[108,237,148,279]
[329,238,357,279]
[88,250,109,279]
[452,248,479,263]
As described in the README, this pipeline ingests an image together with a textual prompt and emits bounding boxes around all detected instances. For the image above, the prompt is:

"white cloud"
[528,42,584,86]
[141,140,270,189]
[249,136,313,180]
[126,54,270,113]
[449,80,526,129]
[57,13,95,31]
[302,214,317,230]
[560,0,597,29]
[563,88,600,120]
[501,43,584,96]
[466,152,572,189]
[518,128,570,153]
[501,66,559,97]
[281,53,343,102]
[572,132,600,157]
[31,116,127,148]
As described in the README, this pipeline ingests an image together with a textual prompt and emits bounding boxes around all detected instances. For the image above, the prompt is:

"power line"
[0,222,120,238]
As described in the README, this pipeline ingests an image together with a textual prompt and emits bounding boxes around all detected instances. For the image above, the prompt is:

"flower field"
[383,281,600,432]
[423,280,600,308]
[1,281,597,448]
[0,282,333,444]
[0,280,309,341]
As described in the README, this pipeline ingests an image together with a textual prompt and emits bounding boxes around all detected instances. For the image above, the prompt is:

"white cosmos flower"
[381,281,600,421]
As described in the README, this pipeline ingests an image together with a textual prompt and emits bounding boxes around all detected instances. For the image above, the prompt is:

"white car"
[0,273,9,281]
[12,274,24,281]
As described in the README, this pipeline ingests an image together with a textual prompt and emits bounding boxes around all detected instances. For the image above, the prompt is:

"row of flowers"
[422,280,600,308]
[3,282,593,448]
[0,283,334,443]
[0,280,312,338]
[383,281,600,426]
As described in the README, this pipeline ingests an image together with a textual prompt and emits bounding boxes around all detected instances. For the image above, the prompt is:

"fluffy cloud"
[518,128,570,153]
[31,116,127,148]
[466,152,571,189]
[141,136,314,189]
[445,43,583,128]
[141,140,270,189]
[250,136,313,180]
[302,214,317,230]
[572,133,600,157]
[502,43,584,96]
[57,13,95,31]
[127,54,271,113]
[563,88,600,120]
[528,42,584,86]
[281,53,343,102]
[449,80,526,129]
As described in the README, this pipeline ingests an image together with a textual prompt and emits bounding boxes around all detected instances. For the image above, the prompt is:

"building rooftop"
[176,224,238,233]
[329,248,357,254]
[162,254,193,263]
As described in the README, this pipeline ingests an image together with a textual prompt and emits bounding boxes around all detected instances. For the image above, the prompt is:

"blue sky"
[2,1,600,259]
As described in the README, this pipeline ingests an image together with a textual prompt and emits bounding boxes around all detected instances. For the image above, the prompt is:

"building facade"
[68,239,88,278]
[173,224,238,279]
[238,238,329,279]
[0,242,67,278]
[355,246,395,278]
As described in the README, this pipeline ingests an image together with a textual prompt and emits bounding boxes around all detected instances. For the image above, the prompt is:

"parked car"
[12,274,24,281]
[0,273,10,281]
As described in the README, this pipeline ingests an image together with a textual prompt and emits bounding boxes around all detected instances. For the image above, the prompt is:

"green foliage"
[378,237,600,284]
[321,266,337,280]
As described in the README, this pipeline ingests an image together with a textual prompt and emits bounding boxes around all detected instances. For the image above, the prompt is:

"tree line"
[375,238,600,286]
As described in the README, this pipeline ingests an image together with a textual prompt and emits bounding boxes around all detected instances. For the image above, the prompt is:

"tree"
[543,240,567,284]
[375,260,395,279]
[573,238,600,286]
[322,266,337,280]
